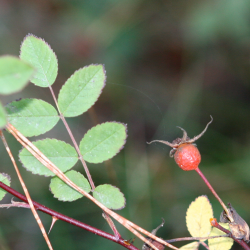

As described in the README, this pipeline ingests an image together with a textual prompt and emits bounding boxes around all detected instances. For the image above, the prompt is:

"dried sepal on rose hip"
[148,116,213,171]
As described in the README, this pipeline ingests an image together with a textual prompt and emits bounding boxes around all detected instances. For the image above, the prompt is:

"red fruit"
[147,116,212,171]
[174,144,201,171]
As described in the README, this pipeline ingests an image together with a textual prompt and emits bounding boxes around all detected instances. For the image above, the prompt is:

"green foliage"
[208,223,234,250]
[186,0,250,45]
[20,34,58,87]
[0,103,7,129]
[93,184,125,210]
[5,35,127,209]
[19,139,78,177]
[0,173,11,201]
[50,170,91,201]
[0,56,34,95]
[79,122,127,163]
[5,98,59,137]
[58,64,106,117]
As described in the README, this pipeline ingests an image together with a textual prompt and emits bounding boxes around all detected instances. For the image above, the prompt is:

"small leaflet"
[93,184,126,210]
[186,195,213,240]
[50,170,91,202]
[20,34,58,87]
[179,242,199,250]
[79,122,127,163]
[19,139,78,177]
[57,64,106,117]
[208,223,234,250]
[6,98,59,137]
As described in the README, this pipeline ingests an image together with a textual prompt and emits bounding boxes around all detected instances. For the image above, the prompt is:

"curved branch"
[0,181,139,250]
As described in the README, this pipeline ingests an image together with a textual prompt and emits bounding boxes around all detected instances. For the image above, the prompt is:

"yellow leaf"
[186,195,213,240]
[180,241,199,250]
[208,223,234,250]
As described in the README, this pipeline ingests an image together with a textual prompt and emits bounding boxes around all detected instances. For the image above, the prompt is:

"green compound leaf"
[79,122,127,163]
[93,184,126,210]
[186,195,213,240]
[6,98,59,137]
[19,139,78,177]
[180,242,199,250]
[50,170,91,202]
[0,103,7,129]
[0,173,11,201]
[0,56,34,95]
[20,34,58,87]
[208,223,234,250]
[58,64,106,117]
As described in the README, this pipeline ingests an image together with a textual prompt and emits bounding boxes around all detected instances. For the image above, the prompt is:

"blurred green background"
[1,0,250,249]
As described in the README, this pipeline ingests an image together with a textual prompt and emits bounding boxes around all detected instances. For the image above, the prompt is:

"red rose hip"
[147,116,213,171]
[174,144,201,171]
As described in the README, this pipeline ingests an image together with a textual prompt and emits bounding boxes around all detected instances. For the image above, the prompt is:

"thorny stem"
[0,181,139,250]
[210,218,250,250]
[195,167,234,222]
[48,86,120,239]
[6,122,178,250]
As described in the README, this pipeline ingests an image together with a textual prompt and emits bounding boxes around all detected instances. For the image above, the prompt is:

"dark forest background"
[0,0,250,249]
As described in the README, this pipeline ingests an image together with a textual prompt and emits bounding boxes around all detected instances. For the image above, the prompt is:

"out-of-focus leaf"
[180,242,199,250]
[0,56,33,95]
[0,103,7,129]
[0,173,11,201]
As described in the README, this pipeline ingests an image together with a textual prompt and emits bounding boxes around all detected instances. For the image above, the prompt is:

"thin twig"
[6,123,179,250]
[200,241,209,250]
[195,167,233,222]
[166,234,230,243]
[0,181,139,250]
[0,131,53,250]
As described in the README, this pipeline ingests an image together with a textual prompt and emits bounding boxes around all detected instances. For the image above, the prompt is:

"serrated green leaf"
[0,173,11,201]
[79,122,127,163]
[6,98,59,137]
[180,242,199,250]
[20,34,58,87]
[0,103,7,128]
[58,64,105,117]
[186,195,213,239]
[93,184,125,210]
[208,223,234,250]
[19,139,78,177]
[0,56,34,95]
[50,170,91,201]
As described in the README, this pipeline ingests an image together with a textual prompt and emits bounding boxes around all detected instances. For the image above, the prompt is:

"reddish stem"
[210,218,250,250]
[0,181,139,250]
[195,167,233,221]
